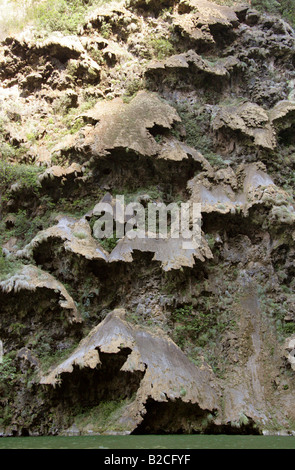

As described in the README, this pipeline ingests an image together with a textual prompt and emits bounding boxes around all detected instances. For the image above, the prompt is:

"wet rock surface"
[1,0,295,436]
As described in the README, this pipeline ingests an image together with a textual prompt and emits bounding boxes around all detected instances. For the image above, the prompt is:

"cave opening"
[132,398,210,435]
[131,398,261,435]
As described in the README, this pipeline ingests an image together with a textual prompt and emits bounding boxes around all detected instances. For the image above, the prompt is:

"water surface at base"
[0,435,295,449]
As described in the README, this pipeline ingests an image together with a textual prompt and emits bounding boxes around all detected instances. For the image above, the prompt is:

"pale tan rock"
[2,237,18,254]
[108,234,213,271]
[102,41,132,63]
[173,0,238,44]
[53,92,213,167]
[188,162,294,220]
[38,163,83,183]
[213,101,276,150]
[157,137,213,171]
[0,265,81,323]
[79,91,181,157]
[41,308,219,429]
[185,0,238,26]
[50,133,78,157]
[85,1,136,28]
[34,146,52,167]
[35,34,85,59]
[128,0,174,12]
[15,203,213,271]
[215,166,238,188]
[146,50,240,79]
[284,335,295,371]
[268,100,295,130]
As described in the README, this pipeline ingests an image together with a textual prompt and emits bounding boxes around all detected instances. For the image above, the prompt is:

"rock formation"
[1,0,295,436]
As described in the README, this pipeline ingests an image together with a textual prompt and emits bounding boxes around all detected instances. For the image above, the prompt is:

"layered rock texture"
[1,0,295,436]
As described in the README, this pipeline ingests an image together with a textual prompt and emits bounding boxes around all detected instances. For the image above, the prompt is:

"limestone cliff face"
[1,0,295,436]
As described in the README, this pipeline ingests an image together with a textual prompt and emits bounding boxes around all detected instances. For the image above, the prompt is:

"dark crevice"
[0,287,81,352]
[208,24,237,48]
[89,149,203,195]
[132,398,210,434]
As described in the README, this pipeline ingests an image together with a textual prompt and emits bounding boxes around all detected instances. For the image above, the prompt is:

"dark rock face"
[1,0,295,437]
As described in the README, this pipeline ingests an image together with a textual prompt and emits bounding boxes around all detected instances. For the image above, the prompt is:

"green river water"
[0,435,294,449]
